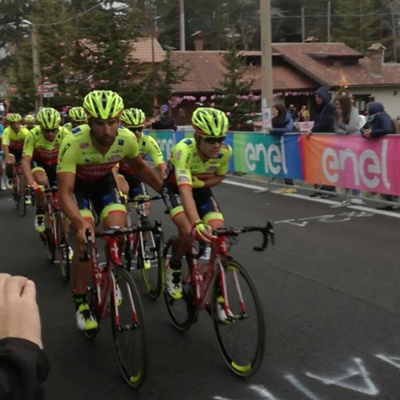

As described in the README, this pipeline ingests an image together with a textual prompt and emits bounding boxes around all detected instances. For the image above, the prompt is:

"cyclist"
[118,107,166,268]
[21,108,69,232]
[63,106,88,131]
[24,114,36,131]
[2,113,30,190]
[57,90,163,331]
[0,115,5,190]
[162,107,232,299]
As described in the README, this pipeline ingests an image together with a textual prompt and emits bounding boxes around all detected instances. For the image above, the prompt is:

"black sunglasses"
[128,126,144,132]
[203,136,225,144]
[43,128,57,134]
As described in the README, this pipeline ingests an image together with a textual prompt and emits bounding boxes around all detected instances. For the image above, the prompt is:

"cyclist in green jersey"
[162,107,232,299]
[63,106,88,131]
[24,114,36,131]
[57,90,163,331]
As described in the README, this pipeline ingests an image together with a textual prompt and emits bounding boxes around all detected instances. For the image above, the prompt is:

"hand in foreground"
[0,274,43,348]
[362,129,372,138]
[305,130,313,138]
[192,220,216,243]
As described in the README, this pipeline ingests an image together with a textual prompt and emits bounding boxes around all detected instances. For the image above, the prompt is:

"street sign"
[42,92,54,98]
[38,82,58,95]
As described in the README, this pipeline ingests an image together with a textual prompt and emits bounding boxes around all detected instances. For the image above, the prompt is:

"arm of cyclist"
[57,172,93,244]
[179,185,215,242]
[124,155,163,193]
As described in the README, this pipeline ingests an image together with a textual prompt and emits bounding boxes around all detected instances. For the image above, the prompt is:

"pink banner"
[301,134,400,195]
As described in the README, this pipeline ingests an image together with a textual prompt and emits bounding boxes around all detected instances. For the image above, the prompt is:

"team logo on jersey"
[80,142,89,149]
[176,150,182,160]
[118,139,124,146]
[207,166,218,172]
[109,155,121,162]
[178,176,190,183]
[60,143,71,158]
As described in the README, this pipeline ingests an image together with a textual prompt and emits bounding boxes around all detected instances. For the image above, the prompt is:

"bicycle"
[123,194,164,299]
[37,186,71,283]
[80,224,159,388]
[162,221,274,378]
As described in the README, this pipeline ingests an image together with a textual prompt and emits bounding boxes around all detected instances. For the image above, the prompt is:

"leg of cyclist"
[31,167,48,234]
[5,153,15,190]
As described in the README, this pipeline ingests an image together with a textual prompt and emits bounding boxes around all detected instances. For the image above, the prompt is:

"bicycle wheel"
[45,225,56,264]
[212,259,265,378]
[162,238,194,331]
[13,176,20,210]
[110,267,146,388]
[17,177,26,217]
[140,230,162,299]
[56,213,70,283]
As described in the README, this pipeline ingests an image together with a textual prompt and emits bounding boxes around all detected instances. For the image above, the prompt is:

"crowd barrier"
[146,129,400,198]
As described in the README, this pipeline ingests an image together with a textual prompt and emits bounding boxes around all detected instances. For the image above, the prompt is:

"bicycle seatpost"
[79,229,93,262]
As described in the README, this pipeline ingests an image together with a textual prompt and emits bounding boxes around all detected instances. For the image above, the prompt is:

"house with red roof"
[168,39,400,126]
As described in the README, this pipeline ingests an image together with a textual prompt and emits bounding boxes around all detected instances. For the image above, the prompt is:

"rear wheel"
[45,223,56,264]
[140,229,162,299]
[17,177,26,217]
[111,267,146,388]
[213,259,265,378]
[162,238,194,331]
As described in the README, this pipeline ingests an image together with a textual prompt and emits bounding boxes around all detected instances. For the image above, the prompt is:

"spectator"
[306,87,337,198]
[0,116,5,190]
[151,104,177,131]
[334,94,363,204]
[298,105,310,122]
[0,273,49,399]
[361,101,397,210]
[289,104,298,121]
[269,104,296,193]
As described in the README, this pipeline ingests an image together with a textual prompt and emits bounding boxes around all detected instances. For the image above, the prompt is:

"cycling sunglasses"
[128,126,144,132]
[43,128,58,134]
[203,136,226,144]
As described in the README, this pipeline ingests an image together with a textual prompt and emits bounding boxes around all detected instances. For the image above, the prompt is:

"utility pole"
[301,7,305,42]
[23,20,42,111]
[179,0,185,51]
[260,0,273,131]
[327,0,331,42]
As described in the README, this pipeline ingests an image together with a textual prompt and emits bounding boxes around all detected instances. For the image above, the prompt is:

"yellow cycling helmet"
[24,114,36,124]
[7,113,23,123]
[37,108,61,130]
[120,108,146,127]
[68,106,87,122]
[192,107,229,137]
[83,90,124,119]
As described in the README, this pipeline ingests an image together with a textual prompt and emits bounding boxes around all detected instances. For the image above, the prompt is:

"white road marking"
[249,385,280,399]
[376,354,400,369]
[306,358,379,395]
[285,374,322,400]
[223,179,400,218]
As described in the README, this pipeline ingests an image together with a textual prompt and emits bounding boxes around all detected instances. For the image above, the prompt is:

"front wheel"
[56,212,70,284]
[162,238,194,332]
[111,267,147,388]
[213,259,265,378]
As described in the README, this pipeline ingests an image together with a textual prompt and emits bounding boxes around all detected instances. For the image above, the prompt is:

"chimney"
[191,31,204,51]
[368,43,386,76]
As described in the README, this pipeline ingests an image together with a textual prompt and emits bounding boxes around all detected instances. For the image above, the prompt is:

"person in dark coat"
[361,101,397,210]
[305,87,337,197]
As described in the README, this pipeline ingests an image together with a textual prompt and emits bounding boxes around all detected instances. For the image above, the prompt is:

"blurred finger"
[4,276,28,299]
[0,273,11,297]
[20,279,37,300]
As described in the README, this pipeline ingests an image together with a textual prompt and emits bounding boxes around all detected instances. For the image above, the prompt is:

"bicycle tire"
[17,178,26,217]
[162,238,194,332]
[56,213,70,283]
[111,267,147,388]
[140,230,162,299]
[212,259,265,378]
[45,226,56,264]
[84,287,99,340]
[13,176,20,211]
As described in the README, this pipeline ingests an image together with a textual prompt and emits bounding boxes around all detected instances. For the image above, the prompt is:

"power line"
[272,13,400,19]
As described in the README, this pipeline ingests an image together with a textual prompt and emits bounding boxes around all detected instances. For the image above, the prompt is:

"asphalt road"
[1,177,399,400]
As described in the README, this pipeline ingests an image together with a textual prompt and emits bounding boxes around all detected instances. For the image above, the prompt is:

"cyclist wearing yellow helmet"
[63,106,88,131]
[57,90,163,331]
[22,107,69,232]
[2,113,30,190]
[162,107,232,299]
[24,114,36,131]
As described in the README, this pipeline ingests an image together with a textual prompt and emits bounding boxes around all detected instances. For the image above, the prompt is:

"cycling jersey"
[2,126,30,151]
[63,122,73,131]
[23,126,68,166]
[165,138,232,187]
[119,134,164,175]
[57,124,139,182]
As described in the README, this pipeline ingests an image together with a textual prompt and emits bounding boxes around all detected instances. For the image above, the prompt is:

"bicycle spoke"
[213,260,265,377]
[111,267,146,388]
[56,213,70,283]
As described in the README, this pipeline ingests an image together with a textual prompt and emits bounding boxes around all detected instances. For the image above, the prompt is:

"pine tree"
[214,38,258,131]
